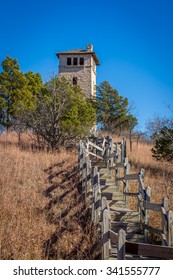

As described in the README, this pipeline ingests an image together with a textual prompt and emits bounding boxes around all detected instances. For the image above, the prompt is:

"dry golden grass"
[1,132,172,258]
[0,133,100,260]
[127,141,173,204]
[127,140,173,231]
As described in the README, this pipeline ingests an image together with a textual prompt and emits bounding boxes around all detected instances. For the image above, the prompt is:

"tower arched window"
[73,77,78,86]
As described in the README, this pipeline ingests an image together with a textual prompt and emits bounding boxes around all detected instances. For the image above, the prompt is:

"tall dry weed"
[0,133,100,260]
[127,140,173,231]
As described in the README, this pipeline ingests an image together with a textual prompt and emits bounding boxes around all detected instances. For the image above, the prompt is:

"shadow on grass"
[42,162,101,260]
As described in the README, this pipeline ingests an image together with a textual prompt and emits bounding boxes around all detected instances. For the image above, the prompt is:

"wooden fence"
[78,136,173,259]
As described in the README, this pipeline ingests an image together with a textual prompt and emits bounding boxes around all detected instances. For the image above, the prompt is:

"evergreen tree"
[96,81,137,133]
[0,56,41,131]
[25,71,43,97]
[151,127,173,161]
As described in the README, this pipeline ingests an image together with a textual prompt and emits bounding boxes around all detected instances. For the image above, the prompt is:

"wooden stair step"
[111,211,140,222]
[109,201,127,208]
[109,206,138,212]
[100,172,111,176]
[101,185,119,192]
[111,222,141,234]
[92,161,107,168]
[110,245,162,260]
[110,246,118,256]
[100,175,112,179]
[109,250,154,260]
[101,192,124,201]
[110,205,132,212]
[126,233,145,243]
[111,216,140,224]
[105,178,116,183]
[99,168,111,174]
[100,178,117,187]
[100,179,115,185]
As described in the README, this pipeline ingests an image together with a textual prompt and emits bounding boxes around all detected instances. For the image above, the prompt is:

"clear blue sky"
[1,0,173,131]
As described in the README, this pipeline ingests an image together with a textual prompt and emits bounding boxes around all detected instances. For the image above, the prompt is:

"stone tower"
[56,44,100,98]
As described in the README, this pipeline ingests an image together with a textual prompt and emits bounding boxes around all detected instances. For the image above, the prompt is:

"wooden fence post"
[123,137,127,159]
[115,142,121,192]
[124,157,130,207]
[102,209,110,259]
[121,140,124,162]
[144,186,151,242]
[78,141,86,195]
[109,138,114,176]
[92,166,97,221]
[138,168,145,211]
[92,166,101,224]
[101,137,106,157]
[117,229,126,260]
[105,137,110,169]
[118,143,121,159]
[162,197,169,244]
[129,129,132,152]
[85,155,92,206]
[168,211,173,247]
[93,136,98,155]
[78,140,83,177]
[82,147,87,196]
[101,197,107,219]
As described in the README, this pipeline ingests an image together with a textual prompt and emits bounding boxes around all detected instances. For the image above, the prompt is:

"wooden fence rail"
[78,136,173,259]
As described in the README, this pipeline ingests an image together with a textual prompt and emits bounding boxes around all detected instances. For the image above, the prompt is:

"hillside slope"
[0,133,100,260]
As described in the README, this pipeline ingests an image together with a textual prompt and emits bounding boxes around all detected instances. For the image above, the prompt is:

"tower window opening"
[67,57,71,65]
[73,77,78,86]
[73,57,78,65]
[80,57,84,65]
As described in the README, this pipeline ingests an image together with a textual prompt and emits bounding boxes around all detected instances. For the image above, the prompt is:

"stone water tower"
[56,44,100,98]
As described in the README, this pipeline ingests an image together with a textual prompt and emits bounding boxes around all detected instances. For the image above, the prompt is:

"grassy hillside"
[0,133,172,259]
[127,140,173,232]
[128,140,173,206]
[0,133,100,260]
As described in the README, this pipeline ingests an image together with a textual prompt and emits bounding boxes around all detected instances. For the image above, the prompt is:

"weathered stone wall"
[58,54,96,98]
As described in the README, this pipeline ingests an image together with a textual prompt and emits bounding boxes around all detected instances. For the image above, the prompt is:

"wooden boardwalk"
[79,136,173,260]
[99,166,152,260]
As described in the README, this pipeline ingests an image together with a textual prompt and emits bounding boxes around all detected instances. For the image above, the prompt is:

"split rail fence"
[78,136,173,260]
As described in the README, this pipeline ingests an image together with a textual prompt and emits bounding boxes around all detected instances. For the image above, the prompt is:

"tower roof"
[56,45,100,65]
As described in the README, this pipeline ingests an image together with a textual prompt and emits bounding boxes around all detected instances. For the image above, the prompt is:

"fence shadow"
[42,161,101,260]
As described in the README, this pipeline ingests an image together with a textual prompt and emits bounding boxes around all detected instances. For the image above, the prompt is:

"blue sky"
[1,0,173,131]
